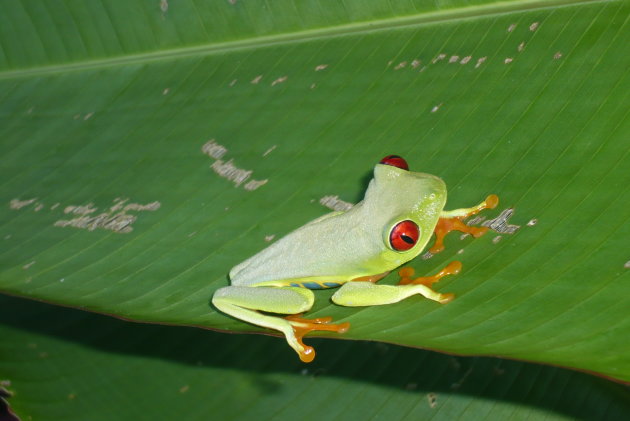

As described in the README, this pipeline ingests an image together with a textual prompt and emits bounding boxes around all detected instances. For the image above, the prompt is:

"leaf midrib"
[0,0,603,80]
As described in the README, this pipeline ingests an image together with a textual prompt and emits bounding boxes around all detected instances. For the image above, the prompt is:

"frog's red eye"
[379,155,409,171]
[389,220,419,251]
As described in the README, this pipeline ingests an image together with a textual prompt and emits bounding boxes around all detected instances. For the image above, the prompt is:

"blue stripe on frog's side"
[289,281,343,289]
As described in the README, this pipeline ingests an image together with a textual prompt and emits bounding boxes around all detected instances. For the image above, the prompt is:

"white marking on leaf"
[271,76,287,86]
[319,195,353,211]
[202,139,228,159]
[482,208,521,234]
[9,198,37,210]
[432,54,447,64]
[263,145,277,156]
[212,160,252,187]
[244,179,268,191]
[431,103,443,113]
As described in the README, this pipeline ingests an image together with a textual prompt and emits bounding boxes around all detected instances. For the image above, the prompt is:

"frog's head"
[363,155,448,266]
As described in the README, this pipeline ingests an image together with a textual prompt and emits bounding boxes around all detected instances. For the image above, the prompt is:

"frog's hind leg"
[331,262,461,307]
[430,194,499,253]
[212,286,347,362]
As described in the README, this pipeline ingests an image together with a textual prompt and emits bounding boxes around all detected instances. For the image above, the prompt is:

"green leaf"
[1,0,629,389]
[1,295,629,421]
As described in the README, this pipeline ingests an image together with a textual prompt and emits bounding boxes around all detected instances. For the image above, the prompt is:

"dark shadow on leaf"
[0,388,19,421]
[0,295,628,420]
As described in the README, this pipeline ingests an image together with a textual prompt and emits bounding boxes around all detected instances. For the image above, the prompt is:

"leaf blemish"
[22,261,35,270]
[507,23,517,32]
[432,54,446,64]
[553,51,563,60]
[460,56,472,65]
[262,145,276,156]
[411,59,421,69]
[83,112,94,120]
[202,139,228,159]
[265,235,275,242]
[529,22,540,31]
[449,55,460,63]
[251,75,263,84]
[211,160,252,187]
[394,61,407,70]
[162,88,170,95]
[54,199,161,233]
[624,260,630,269]
[475,57,487,68]
[9,198,37,209]
[527,218,538,226]
[319,195,353,211]
[243,179,268,191]
[427,393,438,408]
[518,42,526,52]
[271,76,287,86]
[203,140,267,191]
[229,79,237,87]
[431,103,443,113]
[504,57,514,64]
[481,208,521,234]
[492,235,503,244]
[314,64,328,71]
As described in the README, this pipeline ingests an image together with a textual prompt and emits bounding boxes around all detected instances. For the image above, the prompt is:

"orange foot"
[285,315,350,363]
[430,194,499,254]
[398,261,462,287]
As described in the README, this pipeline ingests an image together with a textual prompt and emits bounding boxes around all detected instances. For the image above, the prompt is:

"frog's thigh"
[331,282,449,307]
[213,286,316,356]
[213,285,314,314]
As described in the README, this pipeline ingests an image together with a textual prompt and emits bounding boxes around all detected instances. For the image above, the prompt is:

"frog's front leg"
[212,286,349,362]
[430,194,499,253]
[331,262,460,307]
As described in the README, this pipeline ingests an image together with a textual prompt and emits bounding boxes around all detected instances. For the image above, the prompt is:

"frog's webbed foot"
[398,261,462,287]
[284,315,350,363]
[430,194,499,254]
[396,261,461,303]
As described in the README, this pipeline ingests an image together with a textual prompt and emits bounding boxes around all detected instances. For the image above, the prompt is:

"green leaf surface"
[1,0,629,388]
[1,295,629,421]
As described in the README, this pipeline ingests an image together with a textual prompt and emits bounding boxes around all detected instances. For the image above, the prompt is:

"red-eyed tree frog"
[212,155,498,362]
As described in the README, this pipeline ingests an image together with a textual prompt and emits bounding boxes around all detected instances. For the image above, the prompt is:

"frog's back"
[229,204,383,286]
